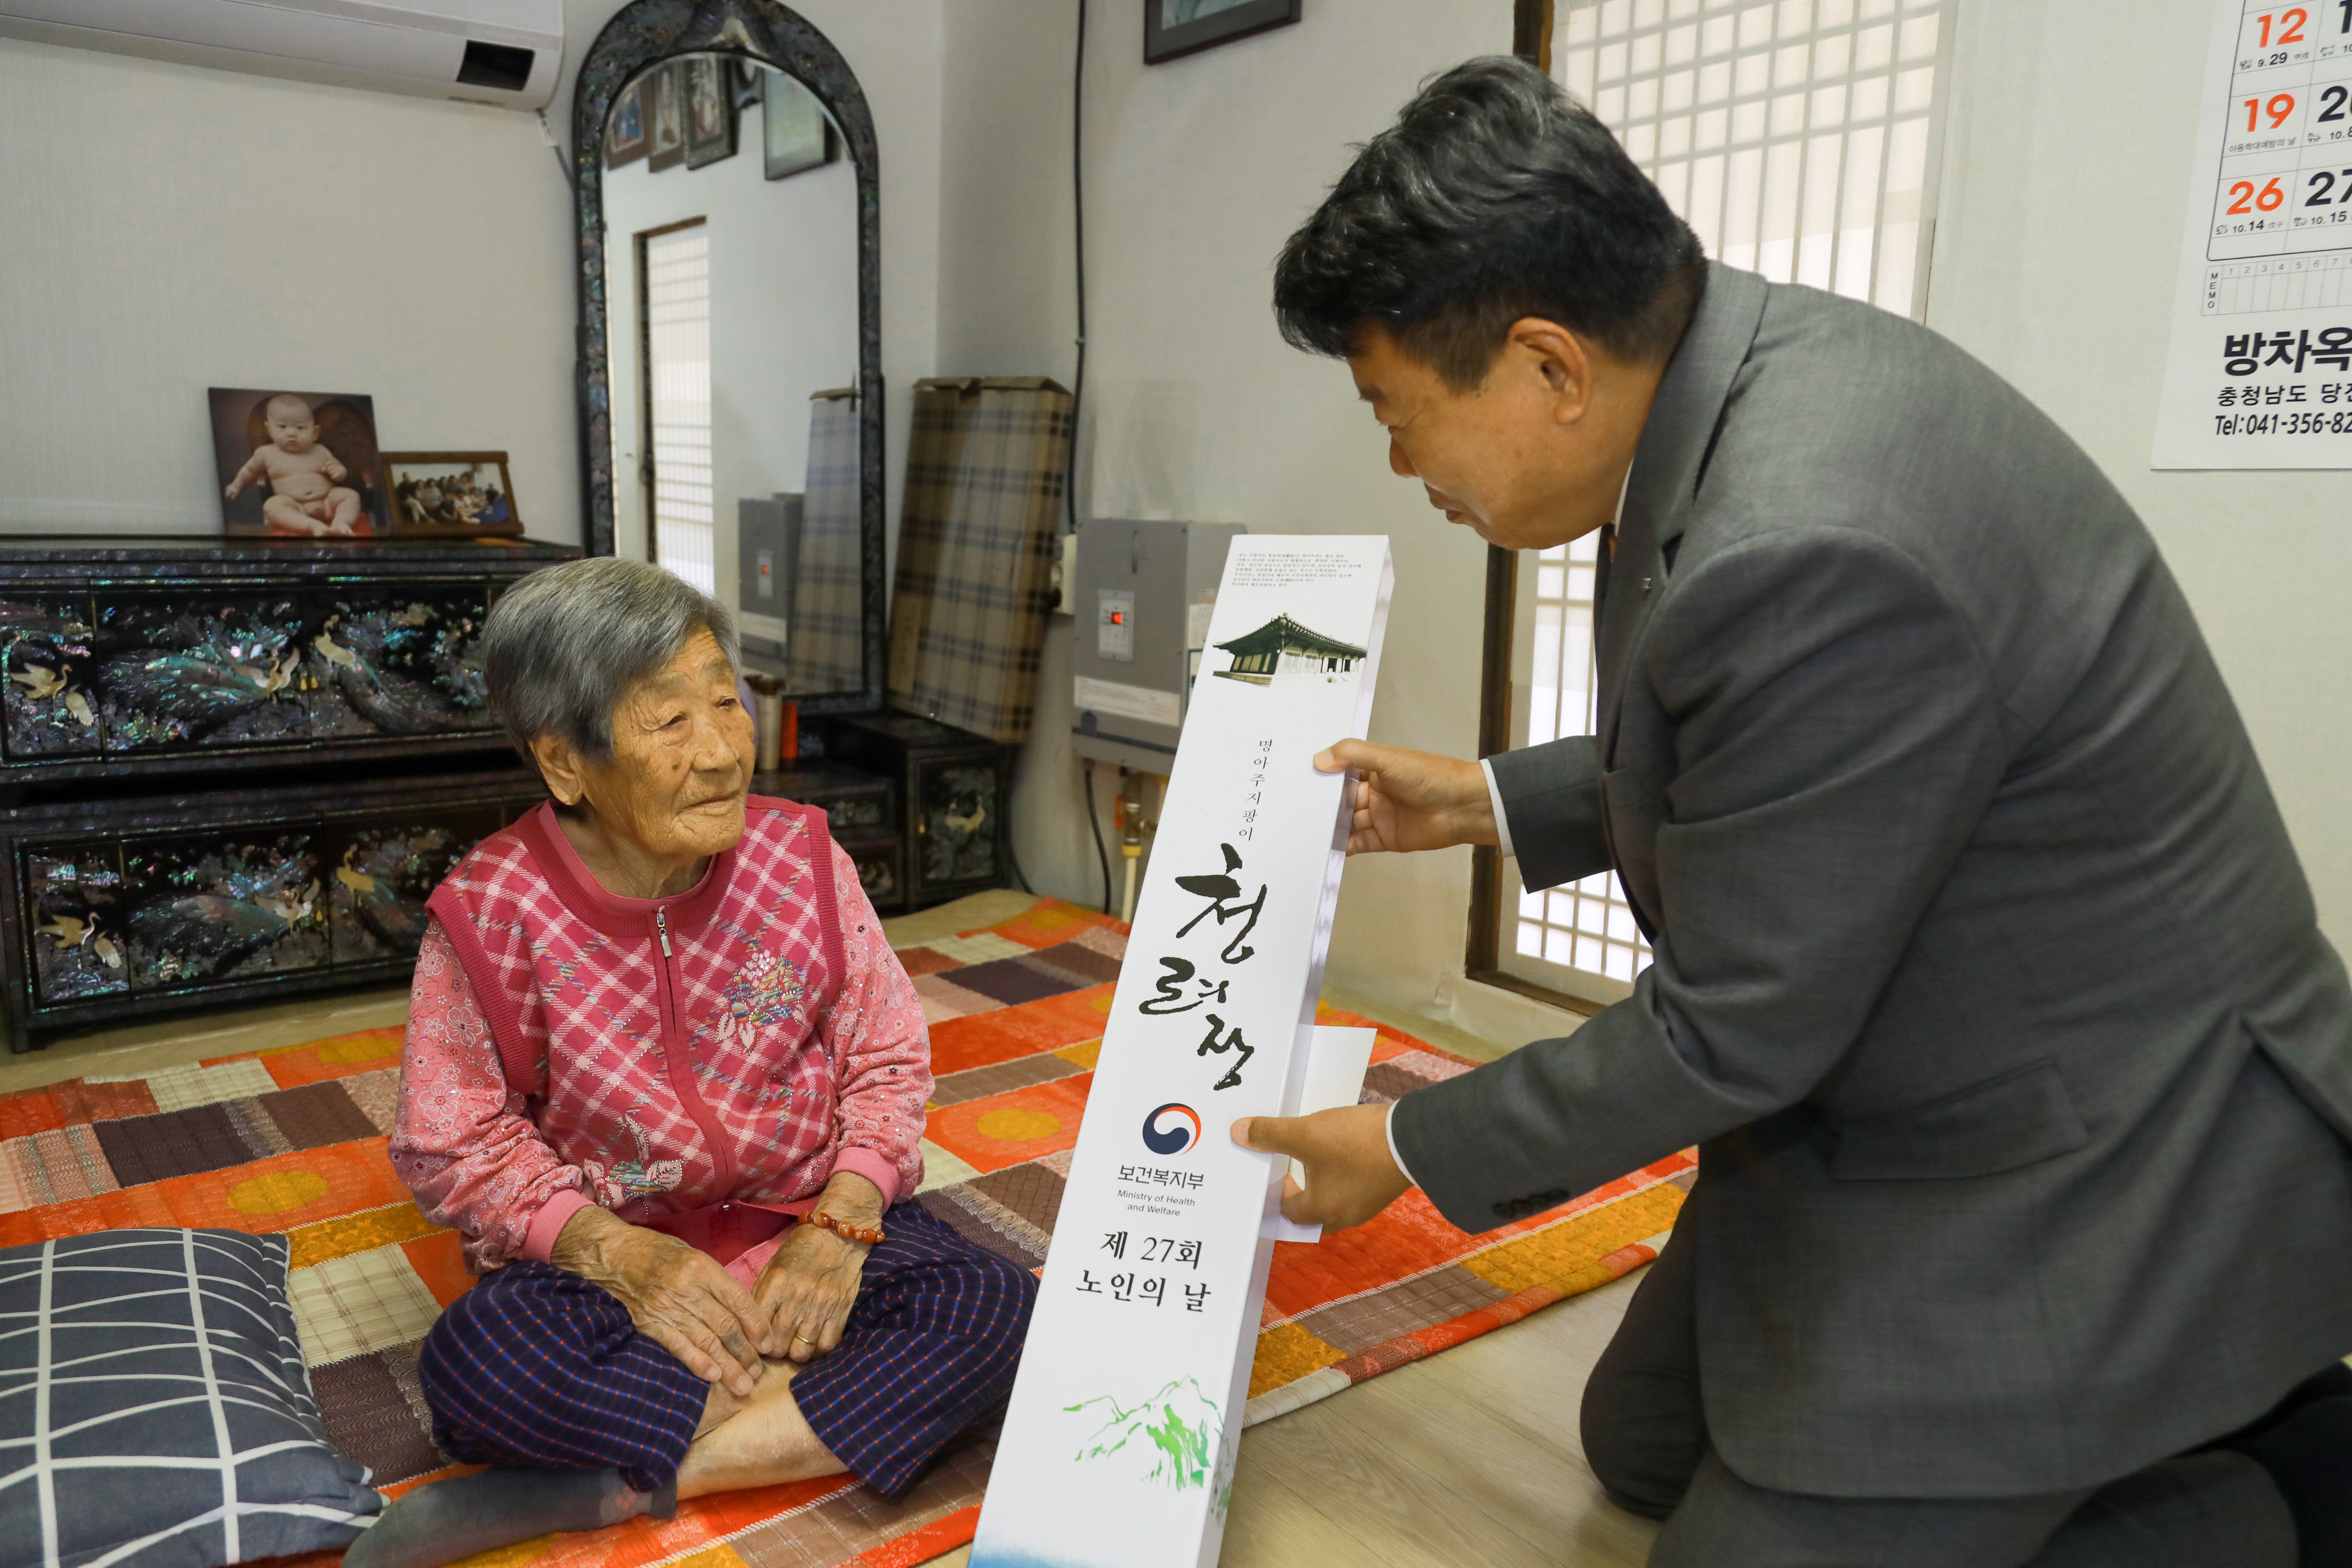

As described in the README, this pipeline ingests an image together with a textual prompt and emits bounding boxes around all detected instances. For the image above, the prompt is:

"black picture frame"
[1143,0,1301,64]
[646,60,685,171]
[604,79,646,167]
[682,54,738,168]
[762,67,836,180]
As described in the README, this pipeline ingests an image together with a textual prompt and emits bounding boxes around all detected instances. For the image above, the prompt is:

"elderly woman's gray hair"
[481,557,740,760]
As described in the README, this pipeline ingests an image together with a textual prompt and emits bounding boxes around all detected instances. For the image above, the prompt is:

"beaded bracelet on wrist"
[800,1210,884,1245]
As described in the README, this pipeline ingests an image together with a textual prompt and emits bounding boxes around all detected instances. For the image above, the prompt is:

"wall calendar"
[2155,0,2352,465]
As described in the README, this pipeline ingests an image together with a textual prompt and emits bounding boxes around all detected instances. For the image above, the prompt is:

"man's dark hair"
[1274,56,1705,387]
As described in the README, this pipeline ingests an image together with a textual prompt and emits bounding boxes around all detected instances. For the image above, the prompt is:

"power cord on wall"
[1002,746,1037,895]
[536,109,575,190]
[1005,1,1087,902]
[1058,1,1106,918]
[1067,0,1088,534]
[1083,760,1114,916]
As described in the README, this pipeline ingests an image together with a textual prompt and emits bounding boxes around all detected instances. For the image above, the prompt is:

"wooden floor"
[0,889,1661,1566]
[928,1272,1659,1568]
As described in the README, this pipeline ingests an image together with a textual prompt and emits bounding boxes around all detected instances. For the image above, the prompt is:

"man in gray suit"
[1237,57,2352,1566]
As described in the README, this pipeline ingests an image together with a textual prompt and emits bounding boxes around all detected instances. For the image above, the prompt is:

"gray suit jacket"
[1392,263,2352,1499]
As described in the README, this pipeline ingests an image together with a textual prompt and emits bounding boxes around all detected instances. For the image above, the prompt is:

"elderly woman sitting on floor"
[354,559,1034,1568]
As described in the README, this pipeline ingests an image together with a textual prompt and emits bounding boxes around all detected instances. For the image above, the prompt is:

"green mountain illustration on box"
[1065,1379,1224,1492]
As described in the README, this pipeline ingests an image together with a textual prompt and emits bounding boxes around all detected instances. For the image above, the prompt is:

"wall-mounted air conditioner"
[0,1,563,110]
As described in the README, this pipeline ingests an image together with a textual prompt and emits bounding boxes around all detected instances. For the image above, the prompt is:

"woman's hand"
[754,1171,883,1365]
[550,1205,775,1397]
[1314,740,1496,854]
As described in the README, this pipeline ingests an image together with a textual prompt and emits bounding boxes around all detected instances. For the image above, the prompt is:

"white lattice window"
[644,224,716,595]
[1558,0,1954,314]
[1499,0,1954,1005]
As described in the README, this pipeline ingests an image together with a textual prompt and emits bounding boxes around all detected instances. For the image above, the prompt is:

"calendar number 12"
[2251,4,2352,47]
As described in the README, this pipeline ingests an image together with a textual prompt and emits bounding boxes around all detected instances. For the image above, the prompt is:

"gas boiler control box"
[1069,520,1245,773]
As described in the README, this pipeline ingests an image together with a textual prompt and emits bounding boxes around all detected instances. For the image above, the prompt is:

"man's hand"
[755,1171,882,1365]
[1314,740,1495,855]
[1231,1103,1410,1231]
[550,1205,775,1397]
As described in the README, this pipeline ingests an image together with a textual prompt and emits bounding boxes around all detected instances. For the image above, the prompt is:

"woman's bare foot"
[675,1355,849,1499]
[343,1467,670,1568]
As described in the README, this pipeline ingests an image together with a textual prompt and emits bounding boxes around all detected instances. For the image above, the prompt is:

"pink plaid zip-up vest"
[424,796,849,1238]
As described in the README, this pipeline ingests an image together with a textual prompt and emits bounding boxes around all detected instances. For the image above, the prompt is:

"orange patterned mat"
[0,896,1689,1567]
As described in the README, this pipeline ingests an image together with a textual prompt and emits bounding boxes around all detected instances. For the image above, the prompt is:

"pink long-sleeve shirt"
[391,798,931,1280]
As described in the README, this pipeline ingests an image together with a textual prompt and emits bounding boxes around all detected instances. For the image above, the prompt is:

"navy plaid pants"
[417,1202,1036,1497]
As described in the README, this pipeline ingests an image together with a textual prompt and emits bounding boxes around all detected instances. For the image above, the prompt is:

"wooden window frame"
[1466,0,1602,1018]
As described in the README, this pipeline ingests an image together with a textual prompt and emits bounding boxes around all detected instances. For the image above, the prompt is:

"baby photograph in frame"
[381,451,522,537]
[210,387,388,538]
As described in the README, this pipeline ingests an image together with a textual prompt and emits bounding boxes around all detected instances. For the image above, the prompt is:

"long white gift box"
[971,534,1394,1568]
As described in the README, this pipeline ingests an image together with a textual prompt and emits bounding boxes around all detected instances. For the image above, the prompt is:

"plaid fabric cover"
[887,378,1074,744]
[419,1204,1034,1499]
[408,799,929,1268]
[0,1229,379,1568]
[791,388,867,696]
[787,1203,1034,1496]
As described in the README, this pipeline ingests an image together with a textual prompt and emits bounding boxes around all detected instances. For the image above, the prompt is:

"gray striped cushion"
[0,1229,379,1568]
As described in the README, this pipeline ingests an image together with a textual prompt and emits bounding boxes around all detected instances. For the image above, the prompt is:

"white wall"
[602,89,861,611]
[0,35,578,540]
[1929,0,2352,950]
[946,1,1526,1030]
[560,1,942,586]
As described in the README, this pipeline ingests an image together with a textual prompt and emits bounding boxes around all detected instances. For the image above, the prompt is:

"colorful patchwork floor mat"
[0,896,1691,1568]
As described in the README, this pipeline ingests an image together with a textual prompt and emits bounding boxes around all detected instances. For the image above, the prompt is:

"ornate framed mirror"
[571,0,883,713]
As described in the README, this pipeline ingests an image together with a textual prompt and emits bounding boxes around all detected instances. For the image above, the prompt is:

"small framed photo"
[762,69,836,181]
[646,62,685,172]
[210,388,389,538]
[380,452,523,537]
[683,55,737,169]
[1144,0,1301,64]
[605,78,647,167]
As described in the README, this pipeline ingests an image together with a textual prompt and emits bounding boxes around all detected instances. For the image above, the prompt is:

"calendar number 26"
[2228,177,2287,213]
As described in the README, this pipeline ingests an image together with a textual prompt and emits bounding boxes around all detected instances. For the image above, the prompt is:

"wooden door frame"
[1469,0,1550,972]
[634,214,708,567]
[1466,0,1600,1015]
